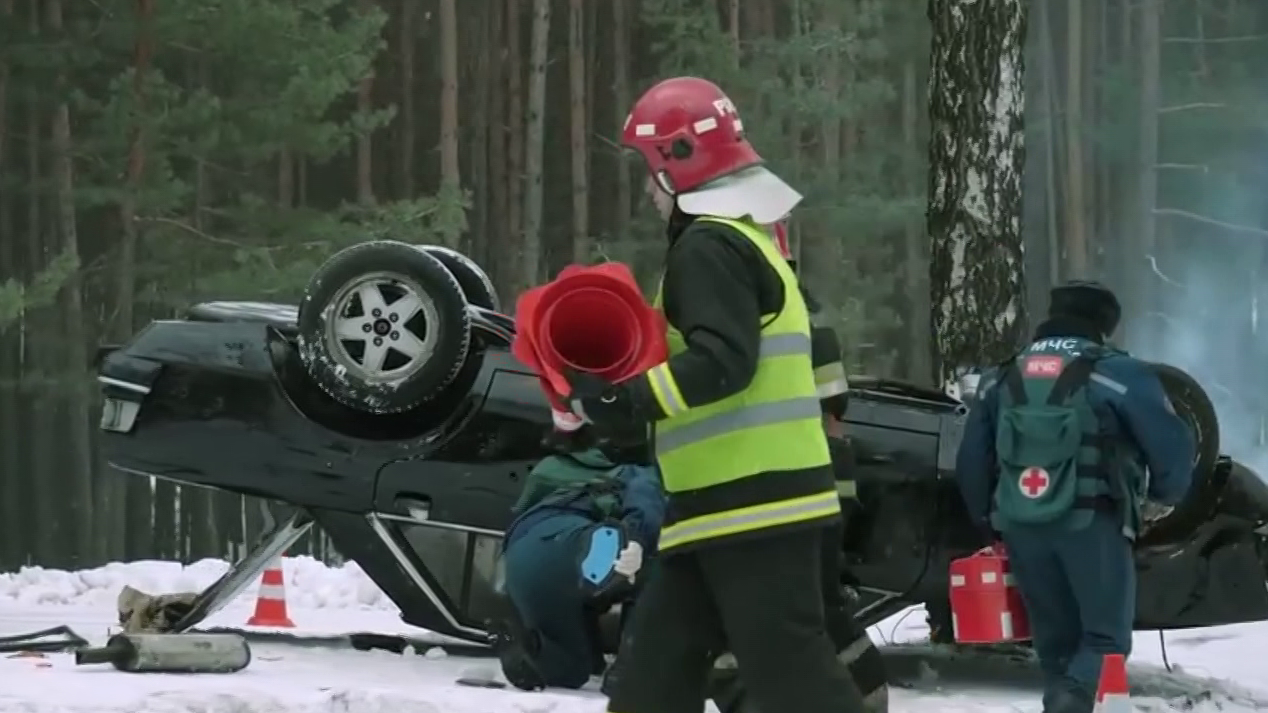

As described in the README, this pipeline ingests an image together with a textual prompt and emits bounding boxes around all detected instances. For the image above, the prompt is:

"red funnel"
[513,263,667,403]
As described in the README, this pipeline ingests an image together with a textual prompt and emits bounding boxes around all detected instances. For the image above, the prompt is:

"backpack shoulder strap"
[998,355,1028,407]
[1045,351,1104,405]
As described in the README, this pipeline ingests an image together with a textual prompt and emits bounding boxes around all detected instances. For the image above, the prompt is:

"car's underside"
[94,241,1268,650]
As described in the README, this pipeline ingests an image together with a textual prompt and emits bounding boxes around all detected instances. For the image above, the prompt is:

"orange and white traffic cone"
[246,556,295,628]
[1094,653,1130,713]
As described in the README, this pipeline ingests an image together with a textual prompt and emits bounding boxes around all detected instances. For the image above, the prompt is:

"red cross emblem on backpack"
[1019,467,1050,498]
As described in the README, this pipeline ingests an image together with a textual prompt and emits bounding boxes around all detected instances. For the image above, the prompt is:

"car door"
[371,364,549,640]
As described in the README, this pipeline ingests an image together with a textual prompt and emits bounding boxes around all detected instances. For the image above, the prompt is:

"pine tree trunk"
[26,0,61,567]
[611,0,631,247]
[1125,0,1161,350]
[468,2,490,262]
[355,0,377,205]
[0,0,20,569]
[184,156,218,561]
[805,0,844,311]
[1063,0,1088,276]
[115,0,153,563]
[46,0,95,567]
[487,3,508,267]
[398,0,416,198]
[278,148,293,207]
[926,0,1027,385]
[568,0,588,263]
[521,0,551,288]
[1037,0,1061,287]
[505,0,524,243]
[438,0,460,190]
[902,61,932,385]
[727,0,740,65]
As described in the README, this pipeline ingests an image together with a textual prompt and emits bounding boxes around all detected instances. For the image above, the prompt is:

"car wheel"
[1140,362,1221,539]
[297,241,471,414]
[418,245,500,311]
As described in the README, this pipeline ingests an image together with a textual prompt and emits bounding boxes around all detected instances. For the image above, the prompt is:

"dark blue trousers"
[503,513,603,689]
[1002,513,1134,706]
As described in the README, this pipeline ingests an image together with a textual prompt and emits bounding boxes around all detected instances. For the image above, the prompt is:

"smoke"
[1124,245,1268,479]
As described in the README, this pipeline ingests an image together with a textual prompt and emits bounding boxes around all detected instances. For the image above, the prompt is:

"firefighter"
[770,220,888,712]
[489,445,665,691]
[561,76,865,713]
[953,280,1195,713]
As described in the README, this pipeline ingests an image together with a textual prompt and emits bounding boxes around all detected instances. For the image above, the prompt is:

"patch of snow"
[1,561,1267,713]
[0,557,394,611]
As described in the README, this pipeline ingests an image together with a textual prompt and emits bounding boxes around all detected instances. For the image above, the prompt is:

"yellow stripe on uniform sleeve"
[646,361,688,416]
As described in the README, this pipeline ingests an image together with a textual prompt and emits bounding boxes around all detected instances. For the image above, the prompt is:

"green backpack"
[991,350,1111,529]
[513,449,624,520]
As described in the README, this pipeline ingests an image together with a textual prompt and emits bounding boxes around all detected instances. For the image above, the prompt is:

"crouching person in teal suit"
[488,445,666,691]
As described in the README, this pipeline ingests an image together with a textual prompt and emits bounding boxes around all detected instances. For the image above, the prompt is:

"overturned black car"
[96,240,1268,646]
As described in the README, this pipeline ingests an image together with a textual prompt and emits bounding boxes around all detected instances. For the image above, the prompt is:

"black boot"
[485,604,547,692]
[1044,687,1095,713]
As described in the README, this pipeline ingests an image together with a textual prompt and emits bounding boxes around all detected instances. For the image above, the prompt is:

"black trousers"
[820,515,888,711]
[605,527,866,713]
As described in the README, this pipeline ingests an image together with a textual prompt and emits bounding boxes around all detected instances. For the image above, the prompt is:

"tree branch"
[1154,207,1268,238]
[1158,102,1226,113]
[1163,34,1268,44]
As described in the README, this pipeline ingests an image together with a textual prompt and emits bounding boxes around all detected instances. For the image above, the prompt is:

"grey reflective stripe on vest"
[657,397,823,455]
[759,332,812,358]
[659,490,840,549]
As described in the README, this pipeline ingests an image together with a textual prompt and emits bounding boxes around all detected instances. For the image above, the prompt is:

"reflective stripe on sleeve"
[647,363,688,416]
[659,490,841,551]
[814,361,848,397]
[656,396,823,455]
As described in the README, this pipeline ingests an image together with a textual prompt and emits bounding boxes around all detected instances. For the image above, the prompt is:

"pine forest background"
[1,0,1266,571]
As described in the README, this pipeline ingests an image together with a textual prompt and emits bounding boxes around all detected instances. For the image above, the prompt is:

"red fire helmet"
[621,77,801,224]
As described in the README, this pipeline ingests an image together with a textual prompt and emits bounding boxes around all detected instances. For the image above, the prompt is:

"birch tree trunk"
[521,0,551,287]
[927,0,1027,384]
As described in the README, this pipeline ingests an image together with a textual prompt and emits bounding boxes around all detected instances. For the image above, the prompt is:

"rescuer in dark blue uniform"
[490,446,666,691]
[954,281,1195,713]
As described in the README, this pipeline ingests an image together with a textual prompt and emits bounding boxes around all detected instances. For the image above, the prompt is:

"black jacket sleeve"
[626,221,768,420]
[800,285,848,417]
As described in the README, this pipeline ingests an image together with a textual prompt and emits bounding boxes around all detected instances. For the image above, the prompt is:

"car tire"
[1142,362,1221,538]
[419,245,500,311]
[297,241,471,414]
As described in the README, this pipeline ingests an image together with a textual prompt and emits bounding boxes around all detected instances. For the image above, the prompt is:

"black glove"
[541,425,599,454]
[565,369,643,433]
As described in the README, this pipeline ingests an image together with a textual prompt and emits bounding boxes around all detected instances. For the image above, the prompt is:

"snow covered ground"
[0,557,1264,712]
